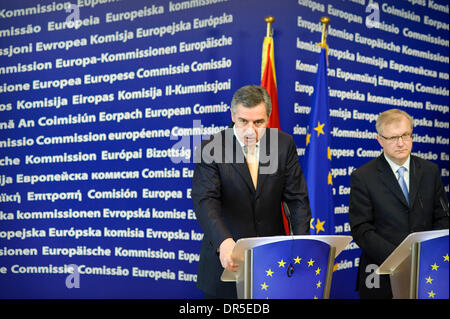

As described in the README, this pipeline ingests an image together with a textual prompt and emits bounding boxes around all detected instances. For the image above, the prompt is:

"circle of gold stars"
[423,253,449,299]
[260,255,324,299]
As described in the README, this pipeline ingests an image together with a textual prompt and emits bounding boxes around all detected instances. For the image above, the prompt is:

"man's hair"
[231,85,272,117]
[376,108,414,135]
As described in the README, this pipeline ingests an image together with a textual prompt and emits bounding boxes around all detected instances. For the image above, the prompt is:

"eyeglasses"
[380,133,413,143]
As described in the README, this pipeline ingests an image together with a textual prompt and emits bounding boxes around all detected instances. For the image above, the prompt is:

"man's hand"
[219,238,238,272]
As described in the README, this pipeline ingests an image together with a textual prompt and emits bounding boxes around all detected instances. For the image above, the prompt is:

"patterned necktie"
[245,146,258,189]
[397,166,409,204]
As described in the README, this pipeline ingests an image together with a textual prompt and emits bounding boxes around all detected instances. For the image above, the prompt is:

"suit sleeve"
[191,144,232,251]
[282,136,311,235]
[349,171,396,265]
[431,163,449,230]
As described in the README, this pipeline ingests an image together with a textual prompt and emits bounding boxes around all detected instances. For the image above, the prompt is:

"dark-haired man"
[192,85,311,298]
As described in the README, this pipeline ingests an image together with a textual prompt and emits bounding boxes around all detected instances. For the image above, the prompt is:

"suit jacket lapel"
[255,166,267,196]
[377,155,409,208]
[223,127,255,193]
[234,161,255,192]
[408,156,423,208]
[255,128,275,198]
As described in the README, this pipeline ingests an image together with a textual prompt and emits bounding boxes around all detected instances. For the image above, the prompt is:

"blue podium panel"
[252,239,330,299]
[417,235,449,299]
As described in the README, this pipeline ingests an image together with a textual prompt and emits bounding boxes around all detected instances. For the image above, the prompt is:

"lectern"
[376,229,449,299]
[221,235,352,299]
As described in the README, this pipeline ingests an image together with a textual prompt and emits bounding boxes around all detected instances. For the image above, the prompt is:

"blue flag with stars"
[304,48,333,235]
[417,235,449,299]
[252,239,330,299]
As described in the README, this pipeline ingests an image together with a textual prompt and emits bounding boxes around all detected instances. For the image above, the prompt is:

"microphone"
[440,196,449,217]
[419,194,424,210]
[282,202,295,278]
[412,158,449,218]
[282,201,294,236]
[412,159,424,210]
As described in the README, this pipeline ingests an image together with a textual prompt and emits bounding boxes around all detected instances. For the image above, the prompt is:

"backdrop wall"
[0,0,448,298]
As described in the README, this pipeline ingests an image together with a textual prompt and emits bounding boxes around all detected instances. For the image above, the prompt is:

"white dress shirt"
[233,126,260,162]
[384,153,410,191]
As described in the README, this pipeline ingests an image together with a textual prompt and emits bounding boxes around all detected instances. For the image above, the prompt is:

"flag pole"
[262,15,288,233]
[318,16,330,47]
[265,16,274,37]
[317,16,330,64]
[305,16,333,235]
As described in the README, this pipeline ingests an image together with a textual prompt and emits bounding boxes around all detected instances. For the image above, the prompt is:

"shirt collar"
[384,153,411,173]
[233,125,260,150]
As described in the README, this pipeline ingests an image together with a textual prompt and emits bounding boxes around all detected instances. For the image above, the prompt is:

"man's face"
[231,102,269,147]
[376,115,413,166]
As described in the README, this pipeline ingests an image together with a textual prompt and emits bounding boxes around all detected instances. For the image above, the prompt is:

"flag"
[261,35,280,129]
[417,235,449,299]
[252,239,330,299]
[304,47,333,235]
[261,32,289,234]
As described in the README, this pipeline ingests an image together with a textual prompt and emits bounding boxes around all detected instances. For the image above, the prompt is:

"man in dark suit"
[192,85,311,298]
[349,108,449,299]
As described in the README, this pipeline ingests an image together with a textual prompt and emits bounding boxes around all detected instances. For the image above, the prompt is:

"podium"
[221,235,352,299]
[376,229,449,299]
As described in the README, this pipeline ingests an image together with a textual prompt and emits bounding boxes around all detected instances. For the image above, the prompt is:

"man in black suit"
[192,85,311,298]
[349,108,449,299]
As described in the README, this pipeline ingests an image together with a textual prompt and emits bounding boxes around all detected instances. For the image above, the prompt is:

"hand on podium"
[219,238,238,272]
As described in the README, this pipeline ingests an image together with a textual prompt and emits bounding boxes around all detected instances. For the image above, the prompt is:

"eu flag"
[252,239,330,299]
[417,235,449,299]
[304,48,333,235]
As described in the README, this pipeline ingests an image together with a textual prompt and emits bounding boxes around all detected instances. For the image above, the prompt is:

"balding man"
[349,108,449,299]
